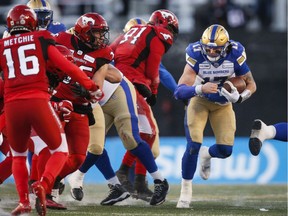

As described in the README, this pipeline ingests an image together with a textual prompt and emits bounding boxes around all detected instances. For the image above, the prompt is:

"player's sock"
[37,148,51,178]
[135,159,147,176]
[30,154,38,181]
[42,152,67,191]
[122,151,136,167]
[12,156,30,204]
[182,141,201,179]
[95,149,115,180]
[130,142,157,174]
[79,151,101,173]
[274,123,287,141]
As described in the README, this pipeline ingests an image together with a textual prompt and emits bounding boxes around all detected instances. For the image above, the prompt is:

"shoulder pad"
[153,26,173,50]
[185,42,202,66]
[38,30,55,45]
[229,40,247,66]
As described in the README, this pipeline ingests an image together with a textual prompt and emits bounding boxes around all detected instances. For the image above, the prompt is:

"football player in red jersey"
[50,12,122,203]
[110,9,179,202]
[0,5,98,216]
[64,11,172,206]
[28,45,78,211]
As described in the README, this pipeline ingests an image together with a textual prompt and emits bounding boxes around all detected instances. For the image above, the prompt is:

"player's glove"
[71,83,91,100]
[133,83,152,98]
[89,89,104,103]
[220,86,240,103]
[51,100,73,122]
[146,94,157,106]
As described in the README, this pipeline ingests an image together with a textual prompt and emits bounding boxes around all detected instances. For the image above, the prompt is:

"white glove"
[89,89,104,103]
[220,86,240,103]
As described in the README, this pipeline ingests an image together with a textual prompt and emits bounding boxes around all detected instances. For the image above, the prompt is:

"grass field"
[0,184,287,216]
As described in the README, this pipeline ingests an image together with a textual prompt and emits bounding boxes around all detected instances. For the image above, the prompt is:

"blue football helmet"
[27,0,53,29]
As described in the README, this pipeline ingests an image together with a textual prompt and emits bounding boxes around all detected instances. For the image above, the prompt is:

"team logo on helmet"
[81,16,95,25]
[160,32,172,40]
[160,10,176,22]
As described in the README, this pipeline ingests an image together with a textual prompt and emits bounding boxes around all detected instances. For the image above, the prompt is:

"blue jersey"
[185,40,250,104]
[47,21,66,34]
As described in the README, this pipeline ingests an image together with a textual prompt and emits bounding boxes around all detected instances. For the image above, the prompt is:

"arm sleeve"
[146,37,165,94]
[159,63,177,92]
[47,45,97,91]
[174,84,197,100]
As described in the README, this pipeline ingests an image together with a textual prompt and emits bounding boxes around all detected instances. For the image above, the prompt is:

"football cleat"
[68,170,85,201]
[71,187,84,201]
[199,146,211,180]
[176,179,192,208]
[249,119,264,156]
[31,181,46,216]
[46,194,67,210]
[59,179,65,195]
[11,202,32,216]
[150,179,169,206]
[51,188,59,203]
[100,184,130,206]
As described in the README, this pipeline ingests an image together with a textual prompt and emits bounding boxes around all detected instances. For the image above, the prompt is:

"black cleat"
[100,184,130,206]
[150,179,169,206]
[249,120,263,156]
[71,187,84,201]
[59,179,65,195]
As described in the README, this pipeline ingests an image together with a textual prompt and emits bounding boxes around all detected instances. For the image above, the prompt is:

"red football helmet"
[149,9,179,38]
[74,13,109,50]
[6,4,38,34]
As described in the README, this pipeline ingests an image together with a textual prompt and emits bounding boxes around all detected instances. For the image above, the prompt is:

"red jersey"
[111,25,173,95]
[0,31,54,103]
[0,78,4,112]
[0,31,97,103]
[53,32,114,104]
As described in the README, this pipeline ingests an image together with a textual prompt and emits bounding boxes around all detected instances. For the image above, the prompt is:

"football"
[223,77,246,93]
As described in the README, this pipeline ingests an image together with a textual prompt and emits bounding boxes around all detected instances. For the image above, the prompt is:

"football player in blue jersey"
[249,120,288,156]
[27,0,66,34]
[174,24,257,208]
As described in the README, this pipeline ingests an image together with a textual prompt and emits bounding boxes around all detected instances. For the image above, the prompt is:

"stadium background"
[0,0,287,184]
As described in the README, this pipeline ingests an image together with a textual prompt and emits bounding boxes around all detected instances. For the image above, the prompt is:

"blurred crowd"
[0,0,286,34]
